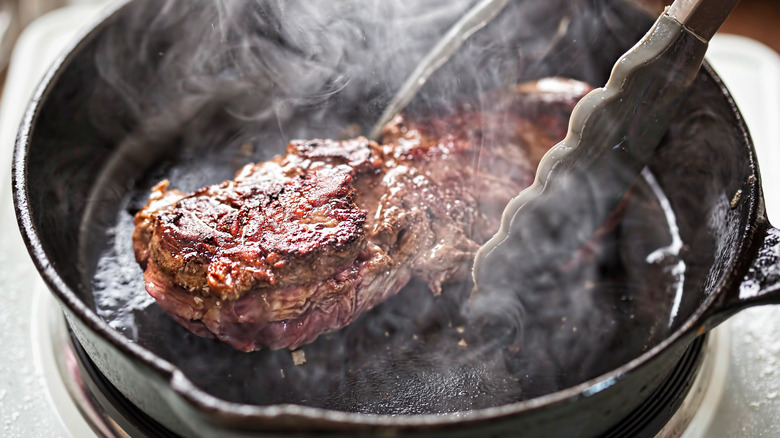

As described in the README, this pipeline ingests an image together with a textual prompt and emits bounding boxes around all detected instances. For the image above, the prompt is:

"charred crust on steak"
[139,158,370,301]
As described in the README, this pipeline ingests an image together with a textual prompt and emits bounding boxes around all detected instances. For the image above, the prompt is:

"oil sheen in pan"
[80,132,685,415]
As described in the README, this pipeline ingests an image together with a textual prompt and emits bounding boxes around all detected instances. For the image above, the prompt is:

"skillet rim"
[11,0,764,431]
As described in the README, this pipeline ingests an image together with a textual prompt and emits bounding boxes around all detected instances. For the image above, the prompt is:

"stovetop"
[1,3,779,437]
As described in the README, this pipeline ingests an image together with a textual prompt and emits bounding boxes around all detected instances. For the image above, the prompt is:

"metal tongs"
[370,0,740,291]
[471,0,739,291]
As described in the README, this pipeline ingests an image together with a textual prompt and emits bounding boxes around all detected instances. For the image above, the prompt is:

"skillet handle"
[704,224,780,328]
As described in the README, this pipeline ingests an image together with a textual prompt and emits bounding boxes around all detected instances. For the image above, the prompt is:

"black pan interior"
[23,0,754,414]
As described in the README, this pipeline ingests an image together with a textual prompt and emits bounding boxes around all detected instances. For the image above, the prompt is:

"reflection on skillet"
[72,0,726,414]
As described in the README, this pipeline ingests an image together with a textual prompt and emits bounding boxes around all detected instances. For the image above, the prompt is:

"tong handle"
[668,0,740,42]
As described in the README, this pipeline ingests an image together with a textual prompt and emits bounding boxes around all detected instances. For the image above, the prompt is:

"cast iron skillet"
[13,0,780,436]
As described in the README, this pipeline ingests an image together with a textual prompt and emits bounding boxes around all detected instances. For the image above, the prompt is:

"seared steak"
[132,77,592,351]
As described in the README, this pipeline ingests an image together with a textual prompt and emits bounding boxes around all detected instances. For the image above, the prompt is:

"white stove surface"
[1,4,779,437]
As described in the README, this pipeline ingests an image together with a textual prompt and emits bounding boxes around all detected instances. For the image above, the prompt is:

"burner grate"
[602,336,706,438]
[68,329,182,438]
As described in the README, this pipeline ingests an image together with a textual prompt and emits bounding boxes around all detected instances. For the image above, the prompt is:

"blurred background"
[0,0,106,76]
[1,0,778,79]
[628,0,780,54]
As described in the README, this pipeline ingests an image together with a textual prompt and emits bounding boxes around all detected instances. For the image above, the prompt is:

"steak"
[132,77,593,351]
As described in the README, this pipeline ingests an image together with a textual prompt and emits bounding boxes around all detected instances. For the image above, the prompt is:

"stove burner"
[603,336,706,438]
[68,330,181,438]
[54,312,706,438]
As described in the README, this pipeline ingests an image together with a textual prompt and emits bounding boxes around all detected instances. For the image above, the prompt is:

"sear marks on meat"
[132,77,593,351]
[135,141,371,300]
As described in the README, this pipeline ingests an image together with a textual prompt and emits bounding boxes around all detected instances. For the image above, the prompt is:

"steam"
[85,0,689,414]
[93,0,479,142]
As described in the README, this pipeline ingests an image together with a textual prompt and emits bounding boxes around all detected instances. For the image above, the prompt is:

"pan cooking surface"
[82,127,683,414]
